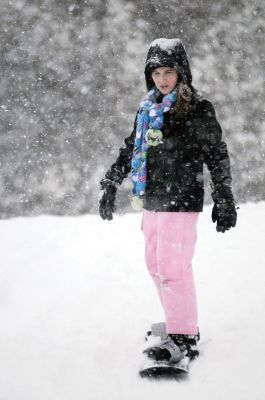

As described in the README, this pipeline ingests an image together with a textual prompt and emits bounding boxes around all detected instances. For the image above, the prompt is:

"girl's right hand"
[99,179,117,221]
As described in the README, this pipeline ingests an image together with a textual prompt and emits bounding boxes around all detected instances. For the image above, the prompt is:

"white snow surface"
[149,38,182,50]
[0,202,265,399]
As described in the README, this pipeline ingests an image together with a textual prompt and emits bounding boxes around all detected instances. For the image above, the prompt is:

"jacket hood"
[144,38,192,91]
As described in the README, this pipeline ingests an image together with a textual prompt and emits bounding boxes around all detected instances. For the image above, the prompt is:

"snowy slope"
[0,202,265,400]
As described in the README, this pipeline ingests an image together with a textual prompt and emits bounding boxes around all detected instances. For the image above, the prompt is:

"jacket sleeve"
[200,100,235,204]
[104,112,138,185]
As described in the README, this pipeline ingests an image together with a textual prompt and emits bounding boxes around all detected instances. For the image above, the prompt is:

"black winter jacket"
[103,38,235,212]
[105,92,234,212]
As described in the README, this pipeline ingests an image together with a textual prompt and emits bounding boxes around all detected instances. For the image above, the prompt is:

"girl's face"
[151,67,178,95]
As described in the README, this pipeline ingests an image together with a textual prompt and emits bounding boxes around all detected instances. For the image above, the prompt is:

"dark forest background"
[0,0,264,218]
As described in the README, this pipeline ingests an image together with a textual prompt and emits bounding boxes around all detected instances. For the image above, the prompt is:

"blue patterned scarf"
[130,87,177,209]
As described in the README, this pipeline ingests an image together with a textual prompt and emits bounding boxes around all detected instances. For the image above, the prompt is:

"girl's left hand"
[212,202,237,232]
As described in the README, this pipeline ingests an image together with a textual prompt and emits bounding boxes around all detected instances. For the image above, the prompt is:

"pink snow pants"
[142,210,199,335]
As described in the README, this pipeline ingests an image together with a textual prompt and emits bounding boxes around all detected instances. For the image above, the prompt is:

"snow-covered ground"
[0,202,264,400]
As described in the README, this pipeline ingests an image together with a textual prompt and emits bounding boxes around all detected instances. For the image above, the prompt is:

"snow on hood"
[149,38,183,51]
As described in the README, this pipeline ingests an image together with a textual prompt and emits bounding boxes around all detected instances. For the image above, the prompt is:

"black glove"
[99,179,117,221]
[212,202,237,233]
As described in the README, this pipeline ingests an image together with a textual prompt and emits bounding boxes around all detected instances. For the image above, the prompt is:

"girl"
[99,38,237,365]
